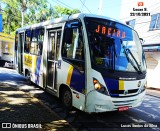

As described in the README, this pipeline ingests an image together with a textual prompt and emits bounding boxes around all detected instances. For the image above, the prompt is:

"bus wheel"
[61,88,72,110]
[26,71,31,84]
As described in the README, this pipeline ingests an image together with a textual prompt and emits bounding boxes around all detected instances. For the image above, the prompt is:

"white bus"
[15,13,147,113]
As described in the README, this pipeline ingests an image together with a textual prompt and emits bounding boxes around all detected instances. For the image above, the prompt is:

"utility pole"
[98,0,103,15]
[21,0,27,27]
[21,11,24,27]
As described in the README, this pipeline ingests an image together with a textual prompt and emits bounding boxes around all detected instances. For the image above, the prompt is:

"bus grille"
[109,89,138,96]
[112,99,137,108]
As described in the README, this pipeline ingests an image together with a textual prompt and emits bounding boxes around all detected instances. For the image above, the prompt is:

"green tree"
[1,0,51,34]
[1,0,81,35]
[54,5,80,18]
[1,0,21,35]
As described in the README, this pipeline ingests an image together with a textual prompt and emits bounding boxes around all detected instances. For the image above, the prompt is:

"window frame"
[149,13,160,31]
[61,19,85,73]
[24,29,31,53]
[24,27,44,55]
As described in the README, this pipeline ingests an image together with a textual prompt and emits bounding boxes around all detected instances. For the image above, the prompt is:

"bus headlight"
[93,78,109,96]
[139,82,147,94]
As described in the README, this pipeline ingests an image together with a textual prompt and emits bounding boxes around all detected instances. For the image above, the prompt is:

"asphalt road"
[0,68,160,131]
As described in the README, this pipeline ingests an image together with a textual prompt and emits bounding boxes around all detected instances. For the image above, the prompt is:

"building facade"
[119,0,160,88]
[0,33,14,68]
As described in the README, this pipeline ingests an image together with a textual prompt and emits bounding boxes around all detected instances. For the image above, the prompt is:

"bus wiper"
[124,47,142,73]
[120,39,142,73]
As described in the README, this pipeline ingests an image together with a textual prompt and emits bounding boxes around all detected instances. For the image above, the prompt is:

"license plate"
[118,106,129,111]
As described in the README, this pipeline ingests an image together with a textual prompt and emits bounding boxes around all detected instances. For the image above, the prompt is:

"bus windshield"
[85,17,147,73]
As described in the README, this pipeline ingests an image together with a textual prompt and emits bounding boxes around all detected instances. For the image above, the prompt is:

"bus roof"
[16,13,131,32]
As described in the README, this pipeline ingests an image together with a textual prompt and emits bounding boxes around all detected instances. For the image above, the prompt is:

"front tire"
[61,88,72,110]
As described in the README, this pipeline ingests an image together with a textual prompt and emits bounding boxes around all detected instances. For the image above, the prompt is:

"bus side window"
[75,34,84,60]
[24,30,31,53]
[62,21,85,72]
[30,28,44,56]
[37,28,44,55]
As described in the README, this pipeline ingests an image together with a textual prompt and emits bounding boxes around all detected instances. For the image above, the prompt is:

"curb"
[146,87,160,91]
[146,88,160,98]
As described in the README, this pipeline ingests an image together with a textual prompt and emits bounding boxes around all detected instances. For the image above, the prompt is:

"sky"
[48,0,122,20]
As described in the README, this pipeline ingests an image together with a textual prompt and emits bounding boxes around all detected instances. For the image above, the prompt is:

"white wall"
[120,0,160,88]
[119,0,160,44]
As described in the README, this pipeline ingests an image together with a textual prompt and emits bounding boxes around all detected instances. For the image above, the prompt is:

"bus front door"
[47,30,61,92]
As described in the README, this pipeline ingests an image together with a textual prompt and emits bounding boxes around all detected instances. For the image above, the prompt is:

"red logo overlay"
[138,2,144,6]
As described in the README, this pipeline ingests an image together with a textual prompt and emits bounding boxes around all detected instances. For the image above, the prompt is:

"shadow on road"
[0,68,73,130]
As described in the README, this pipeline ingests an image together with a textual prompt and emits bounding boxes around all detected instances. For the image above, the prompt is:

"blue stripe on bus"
[35,56,41,76]
[35,56,41,84]
[70,68,85,93]
[104,78,119,97]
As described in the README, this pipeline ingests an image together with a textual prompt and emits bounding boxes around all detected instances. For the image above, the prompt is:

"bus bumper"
[85,90,146,113]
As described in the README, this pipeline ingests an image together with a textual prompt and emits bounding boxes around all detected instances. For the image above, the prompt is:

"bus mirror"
[65,28,73,44]
[139,38,144,44]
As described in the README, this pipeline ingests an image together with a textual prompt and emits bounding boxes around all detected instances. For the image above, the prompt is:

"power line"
[135,13,160,30]
[49,0,66,12]
[151,34,160,39]
[142,33,160,39]
[144,34,160,41]
[56,0,74,9]
[80,0,86,13]
[103,1,130,8]
[136,19,156,25]
[79,0,92,14]
[135,19,156,30]
[52,0,64,7]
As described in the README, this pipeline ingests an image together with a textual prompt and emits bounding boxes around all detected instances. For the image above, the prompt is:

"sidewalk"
[146,87,160,98]
[0,82,73,130]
